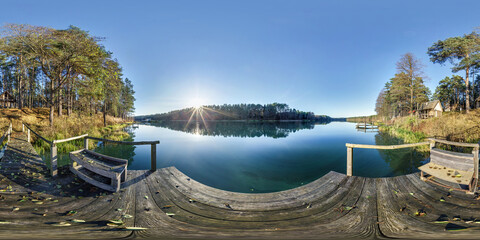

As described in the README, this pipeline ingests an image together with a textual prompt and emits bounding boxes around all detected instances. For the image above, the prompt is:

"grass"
[384,110,480,143]
[0,108,132,164]
[378,110,480,152]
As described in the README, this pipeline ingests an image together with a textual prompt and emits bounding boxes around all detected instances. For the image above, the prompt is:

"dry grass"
[387,109,480,144]
[0,107,132,150]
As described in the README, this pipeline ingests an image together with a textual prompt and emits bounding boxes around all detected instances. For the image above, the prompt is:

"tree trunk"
[58,88,62,117]
[466,66,470,113]
[49,79,55,126]
[67,82,72,116]
[410,85,413,115]
[103,101,107,127]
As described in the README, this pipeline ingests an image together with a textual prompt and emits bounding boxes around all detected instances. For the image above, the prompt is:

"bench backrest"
[430,148,474,172]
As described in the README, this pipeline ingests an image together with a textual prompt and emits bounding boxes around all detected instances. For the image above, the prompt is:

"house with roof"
[0,91,16,108]
[418,100,443,118]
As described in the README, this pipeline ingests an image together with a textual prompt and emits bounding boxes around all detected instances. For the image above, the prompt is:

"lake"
[90,121,428,193]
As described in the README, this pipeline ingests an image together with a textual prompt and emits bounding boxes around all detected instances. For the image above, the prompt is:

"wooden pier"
[2,131,480,239]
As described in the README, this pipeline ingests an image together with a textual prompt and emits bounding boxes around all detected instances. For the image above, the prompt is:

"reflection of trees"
[375,132,428,175]
[94,126,136,166]
[153,121,317,138]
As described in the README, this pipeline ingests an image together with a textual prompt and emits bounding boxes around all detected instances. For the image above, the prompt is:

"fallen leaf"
[66,210,77,216]
[70,219,86,223]
[123,227,147,230]
[109,219,123,225]
[51,222,71,227]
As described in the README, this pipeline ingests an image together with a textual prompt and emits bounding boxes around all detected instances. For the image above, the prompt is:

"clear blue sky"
[1,0,479,117]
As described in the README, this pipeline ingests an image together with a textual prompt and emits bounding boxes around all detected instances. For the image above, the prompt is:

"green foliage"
[379,125,428,152]
[0,24,135,124]
[136,103,325,122]
[433,75,465,110]
[376,53,430,118]
[427,31,480,111]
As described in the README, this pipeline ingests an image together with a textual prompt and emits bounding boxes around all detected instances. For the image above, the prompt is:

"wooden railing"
[345,138,480,177]
[22,123,160,177]
[84,136,159,172]
[345,141,431,176]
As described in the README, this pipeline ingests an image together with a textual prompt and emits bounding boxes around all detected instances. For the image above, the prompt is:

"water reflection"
[374,131,428,176]
[150,121,323,138]
[94,126,137,167]
[68,122,430,193]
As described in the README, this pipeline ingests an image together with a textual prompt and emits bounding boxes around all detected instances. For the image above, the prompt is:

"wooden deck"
[2,132,480,239]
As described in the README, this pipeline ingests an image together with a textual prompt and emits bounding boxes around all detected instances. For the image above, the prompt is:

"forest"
[135,103,338,122]
[151,121,317,139]
[375,30,480,118]
[0,24,135,126]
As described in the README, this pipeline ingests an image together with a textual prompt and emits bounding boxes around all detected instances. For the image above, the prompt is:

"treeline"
[152,121,316,139]
[136,103,334,122]
[0,24,135,126]
[376,30,480,118]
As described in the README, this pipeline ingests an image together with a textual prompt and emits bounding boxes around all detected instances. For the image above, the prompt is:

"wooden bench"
[419,139,479,193]
[69,149,128,192]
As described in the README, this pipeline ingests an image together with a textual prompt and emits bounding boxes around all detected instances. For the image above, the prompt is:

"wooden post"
[347,147,353,176]
[84,138,89,150]
[27,129,30,143]
[471,148,479,193]
[7,123,11,143]
[429,139,435,150]
[151,143,157,172]
[51,144,57,177]
[22,124,24,132]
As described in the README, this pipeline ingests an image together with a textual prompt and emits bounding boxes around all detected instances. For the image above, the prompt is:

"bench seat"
[70,149,128,192]
[419,147,478,193]
[419,162,473,185]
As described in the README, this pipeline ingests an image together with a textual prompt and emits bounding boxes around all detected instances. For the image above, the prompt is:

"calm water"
[89,121,428,193]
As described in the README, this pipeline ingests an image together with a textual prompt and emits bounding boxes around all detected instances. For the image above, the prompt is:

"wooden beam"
[345,141,430,150]
[50,144,57,177]
[427,138,479,149]
[347,147,353,176]
[84,137,89,150]
[151,143,157,172]
[53,134,88,144]
[86,136,159,145]
[473,149,479,193]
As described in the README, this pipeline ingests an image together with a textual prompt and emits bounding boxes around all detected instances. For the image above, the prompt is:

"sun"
[190,98,204,109]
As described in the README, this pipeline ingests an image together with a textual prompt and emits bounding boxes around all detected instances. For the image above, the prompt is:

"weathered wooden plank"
[346,141,430,150]
[162,167,347,211]
[53,134,88,144]
[419,163,473,185]
[428,138,480,149]
[83,149,128,164]
[164,167,346,204]
[86,136,159,145]
[70,166,117,192]
[70,152,122,179]
[431,148,474,160]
